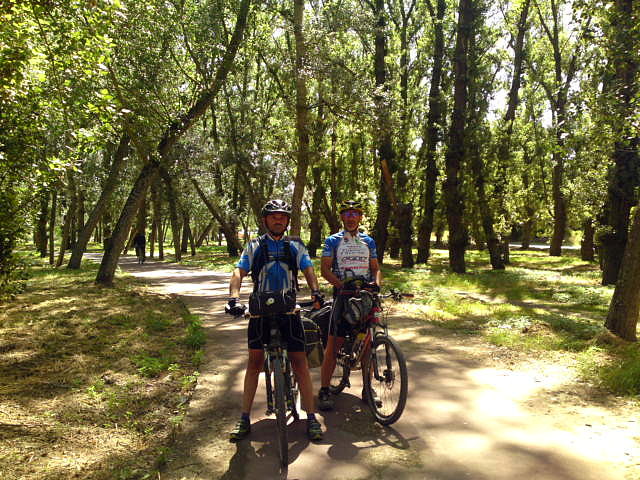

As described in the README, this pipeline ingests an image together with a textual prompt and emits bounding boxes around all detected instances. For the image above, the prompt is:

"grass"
[0,252,204,480]
[376,248,640,396]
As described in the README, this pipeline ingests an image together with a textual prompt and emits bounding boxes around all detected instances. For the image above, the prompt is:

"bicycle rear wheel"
[272,356,288,467]
[364,334,408,425]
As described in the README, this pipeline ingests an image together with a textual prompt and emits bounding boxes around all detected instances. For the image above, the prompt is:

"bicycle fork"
[264,353,297,417]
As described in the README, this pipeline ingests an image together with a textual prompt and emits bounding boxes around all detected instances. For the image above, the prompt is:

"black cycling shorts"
[248,313,306,352]
[327,294,353,338]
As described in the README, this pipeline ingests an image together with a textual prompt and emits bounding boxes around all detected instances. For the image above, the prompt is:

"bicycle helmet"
[261,199,292,217]
[338,200,364,214]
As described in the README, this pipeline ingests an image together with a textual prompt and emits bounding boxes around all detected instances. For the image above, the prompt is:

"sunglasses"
[342,211,362,218]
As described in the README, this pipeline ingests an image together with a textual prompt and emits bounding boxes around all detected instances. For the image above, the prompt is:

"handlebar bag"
[249,289,296,316]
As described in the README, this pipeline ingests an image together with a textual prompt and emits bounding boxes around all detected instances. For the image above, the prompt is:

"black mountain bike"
[329,279,410,425]
[248,313,300,469]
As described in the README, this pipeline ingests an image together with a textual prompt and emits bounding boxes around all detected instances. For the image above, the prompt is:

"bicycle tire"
[285,359,299,421]
[364,334,408,425]
[273,355,288,467]
[328,358,351,394]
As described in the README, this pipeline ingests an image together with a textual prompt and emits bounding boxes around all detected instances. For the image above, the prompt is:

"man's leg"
[231,348,264,441]
[241,348,265,414]
[289,352,314,412]
[320,335,345,388]
[360,342,381,406]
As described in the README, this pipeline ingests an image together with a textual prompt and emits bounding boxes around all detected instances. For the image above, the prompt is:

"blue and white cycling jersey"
[237,235,312,292]
[321,231,377,281]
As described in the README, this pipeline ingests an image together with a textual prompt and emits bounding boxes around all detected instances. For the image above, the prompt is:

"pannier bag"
[249,289,296,316]
[304,301,332,347]
[302,316,324,368]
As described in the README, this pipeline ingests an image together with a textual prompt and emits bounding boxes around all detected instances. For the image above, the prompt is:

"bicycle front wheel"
[329,356,351,394]
[272,356,288,467]
[364,335,408,425]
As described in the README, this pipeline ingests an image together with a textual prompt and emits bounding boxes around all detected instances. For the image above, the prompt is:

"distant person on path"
[225,199,324,441]
[133,231,146,264]
[317,199,382,411]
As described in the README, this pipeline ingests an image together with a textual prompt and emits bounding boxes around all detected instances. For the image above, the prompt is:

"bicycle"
[244,311,300,469]
[328,278,411,425]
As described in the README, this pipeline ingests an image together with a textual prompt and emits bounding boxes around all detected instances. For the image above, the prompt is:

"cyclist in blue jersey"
[317,200,382,410]
[225,199,324,441]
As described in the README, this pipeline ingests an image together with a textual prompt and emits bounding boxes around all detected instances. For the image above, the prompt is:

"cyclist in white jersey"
[318,200,382,410]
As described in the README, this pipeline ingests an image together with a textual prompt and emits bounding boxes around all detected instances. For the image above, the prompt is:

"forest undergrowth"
[379,248,640,397]
[0,253,205,480]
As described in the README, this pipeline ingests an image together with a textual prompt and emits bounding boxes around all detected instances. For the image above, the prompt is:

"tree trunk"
[196,220,213,248]
[469,142,503,269]
[307,166,324,258]
[549,147,567,256]
[159,167,182,261]
[389,232,400,259]
[415,8,444,266]
[68,134,130,269]
[581,218,595,262]
[600,0,639,284]
[56,172,76,267]
[188,221,196,256]
[495,0,531,258]
[181,212,190,253]
[76,190,85,248]
[49,190,57,266]
[434,217,445,249]
[190,177,242,256]
[371,0,397,263]
[521,143,535,250]
[521,219,533,249]
[399,203,414,268]
[96,162,158,285]
[36,190,49,257]
[149,179,160,259]
[67,173,78,250]
[605,206,640,341]
[443,0,474,273]
[533,0,577,257]
[289,0,310,236]
[501,235,511,265]
[56,206,72,267]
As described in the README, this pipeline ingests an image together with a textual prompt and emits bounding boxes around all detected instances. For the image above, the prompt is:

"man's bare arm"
[370,258,382,286]
[229,267,248,297]
[321,256,343,289]
[302,266,320,292]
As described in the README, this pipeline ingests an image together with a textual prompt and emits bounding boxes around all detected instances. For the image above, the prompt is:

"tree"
[598,0,639,285]
[96,0,252,285]
[290,0,311,236]
[606,206,640,341]
[529,0,586,256]
[416,0,447,264]
[443,0,477,273]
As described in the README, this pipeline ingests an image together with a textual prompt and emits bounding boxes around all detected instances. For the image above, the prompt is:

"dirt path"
[115,256,638,480]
